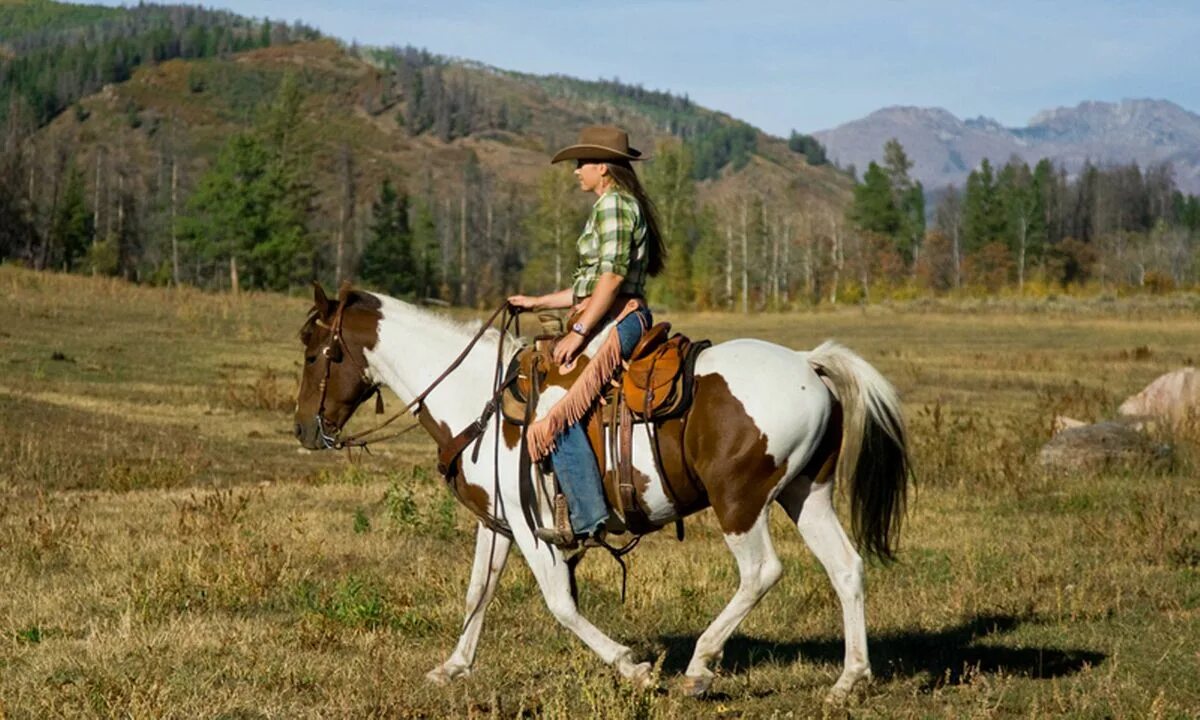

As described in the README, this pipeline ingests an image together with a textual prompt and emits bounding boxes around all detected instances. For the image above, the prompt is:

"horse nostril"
[294,423,303,439]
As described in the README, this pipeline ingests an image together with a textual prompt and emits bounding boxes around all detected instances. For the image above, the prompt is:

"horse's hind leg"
[681,511,783,697]
[426,524,511,684]
[778,479,871,701]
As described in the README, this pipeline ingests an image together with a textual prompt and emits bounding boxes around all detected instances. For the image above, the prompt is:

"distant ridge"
[813,99,1200,194]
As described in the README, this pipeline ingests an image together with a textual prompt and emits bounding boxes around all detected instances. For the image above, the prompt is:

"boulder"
[1039,419,1172,473]
[1118,367,1200,431]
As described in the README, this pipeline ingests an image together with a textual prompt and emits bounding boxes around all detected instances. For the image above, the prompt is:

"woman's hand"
[507,294,539,311]
[553,331,585,366]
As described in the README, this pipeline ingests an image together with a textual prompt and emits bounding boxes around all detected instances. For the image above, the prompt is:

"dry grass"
[1,265,1198,718]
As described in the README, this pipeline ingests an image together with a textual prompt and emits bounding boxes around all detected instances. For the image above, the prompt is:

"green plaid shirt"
[571,189,649,299]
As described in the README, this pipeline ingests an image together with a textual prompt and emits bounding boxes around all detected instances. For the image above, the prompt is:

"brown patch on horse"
[647,417,709,516]
[684,374,788,535]
[452,475,492,521]
[503,422,521,450]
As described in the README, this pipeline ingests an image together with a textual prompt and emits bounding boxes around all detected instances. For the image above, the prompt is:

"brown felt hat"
[550,125,647,164]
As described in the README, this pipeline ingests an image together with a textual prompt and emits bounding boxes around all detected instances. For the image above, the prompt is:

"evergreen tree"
[252,72,316,289]
[410,198,440,300]
[48,163,93,271]
[962,158,1005,252]
[179,132,271,287]
[848,161,900,236]
[882,139,924,265]
[358,179,416,296]
[787,130,828,165]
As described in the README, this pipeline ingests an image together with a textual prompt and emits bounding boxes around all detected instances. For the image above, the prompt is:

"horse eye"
[305,356,317,365]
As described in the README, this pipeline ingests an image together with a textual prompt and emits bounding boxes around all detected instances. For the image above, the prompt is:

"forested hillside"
[841,140,1200,299]
[0,0,851,310]
[3,1,1196,308]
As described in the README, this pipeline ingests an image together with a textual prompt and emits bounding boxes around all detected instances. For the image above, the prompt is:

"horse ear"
[336,280,353,307]
[313,282,331,321]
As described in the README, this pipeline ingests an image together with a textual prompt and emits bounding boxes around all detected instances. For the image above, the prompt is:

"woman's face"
[574,160,609,194]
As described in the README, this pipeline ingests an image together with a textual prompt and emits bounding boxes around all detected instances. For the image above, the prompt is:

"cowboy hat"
[550,125,647,164]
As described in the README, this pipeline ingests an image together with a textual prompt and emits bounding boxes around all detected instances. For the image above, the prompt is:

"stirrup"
[535,493,577,548]
[533,526,579,548]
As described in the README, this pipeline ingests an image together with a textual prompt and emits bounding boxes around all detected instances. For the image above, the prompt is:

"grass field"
[1,265,1198,718]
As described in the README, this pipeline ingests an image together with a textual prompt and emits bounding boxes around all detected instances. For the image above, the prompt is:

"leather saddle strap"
[618,386,634,520]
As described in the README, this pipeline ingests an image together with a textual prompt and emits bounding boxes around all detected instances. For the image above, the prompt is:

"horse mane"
[299,288,380,341]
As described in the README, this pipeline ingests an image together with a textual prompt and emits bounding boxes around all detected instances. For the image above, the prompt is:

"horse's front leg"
[426,523,512,685]
[515,529,654,687]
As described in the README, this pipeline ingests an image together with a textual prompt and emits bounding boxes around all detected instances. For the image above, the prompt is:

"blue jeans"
[550,306,652,535]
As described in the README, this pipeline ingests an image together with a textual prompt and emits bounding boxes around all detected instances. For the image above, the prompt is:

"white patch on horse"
[697,339,831,489]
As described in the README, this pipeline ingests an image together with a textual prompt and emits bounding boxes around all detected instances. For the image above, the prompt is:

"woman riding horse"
[508,125,667,547]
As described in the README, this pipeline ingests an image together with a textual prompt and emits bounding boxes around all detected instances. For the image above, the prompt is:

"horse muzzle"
[295,415,339,450]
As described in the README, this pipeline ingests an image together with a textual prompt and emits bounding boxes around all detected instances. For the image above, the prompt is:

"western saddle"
[501,314,710,537]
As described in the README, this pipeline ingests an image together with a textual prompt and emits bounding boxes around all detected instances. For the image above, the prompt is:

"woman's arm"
[575,272,623,331]
[551,272,623,365]
[507,288,574,311]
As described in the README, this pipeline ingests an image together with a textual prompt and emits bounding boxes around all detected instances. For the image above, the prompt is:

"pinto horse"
[294,284,910,701]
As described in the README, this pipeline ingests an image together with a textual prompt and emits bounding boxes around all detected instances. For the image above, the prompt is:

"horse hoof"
[678,674,712,698]
[425,664,468,686]
[825,668,871,705]
[622,661,655,689]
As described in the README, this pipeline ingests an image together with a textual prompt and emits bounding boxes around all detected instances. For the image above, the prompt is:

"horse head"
[294,282,383,449]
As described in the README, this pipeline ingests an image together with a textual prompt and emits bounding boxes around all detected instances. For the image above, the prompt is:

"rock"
[1118,367,1200,431]
[1038,420,1172,473]
[1053,415,1086,434]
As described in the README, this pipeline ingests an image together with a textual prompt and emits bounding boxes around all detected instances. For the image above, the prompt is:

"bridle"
[310,289,516,452]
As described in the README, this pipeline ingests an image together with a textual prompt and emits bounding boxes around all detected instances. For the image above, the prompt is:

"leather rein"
[313,297,517,453]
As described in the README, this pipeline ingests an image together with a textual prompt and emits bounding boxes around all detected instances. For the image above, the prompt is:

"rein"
[315,298,516,451]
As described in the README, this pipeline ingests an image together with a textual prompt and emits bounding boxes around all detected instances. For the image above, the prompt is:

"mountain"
[813,100,1200,195]
[1,0,851,304]
[22,24,851,228]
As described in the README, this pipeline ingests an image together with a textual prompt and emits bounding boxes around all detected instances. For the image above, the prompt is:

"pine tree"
[963,158,1005,252]
[848,162,900,236]
[179,132,270,288]
[882,139,924,266]
[49,163,93,271]
[358,179,416,296]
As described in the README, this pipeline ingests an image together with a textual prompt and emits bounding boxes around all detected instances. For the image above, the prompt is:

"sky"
[92,0,1200,136]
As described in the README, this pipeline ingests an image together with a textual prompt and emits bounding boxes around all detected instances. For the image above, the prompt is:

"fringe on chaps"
[525,300,640,461]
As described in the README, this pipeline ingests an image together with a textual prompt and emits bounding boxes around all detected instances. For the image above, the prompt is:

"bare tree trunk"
[116,173,123,235]
[782,215,791,305]
[93,149,102,250]
[724,222,733,309]
[767,203,779,307]
[734,202,744,314]
[1017,212,1027,292]
[829,213,842,305]
[230,256,240,296]
[804,213,814,300]
[335,145,354,286]
[459,194,467,304]
[952,217,961,289]
[485,201,495,296]
[911,228,920,279]
[858,231,871,304]
[553,202,562,288]
[171,159,180,286]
